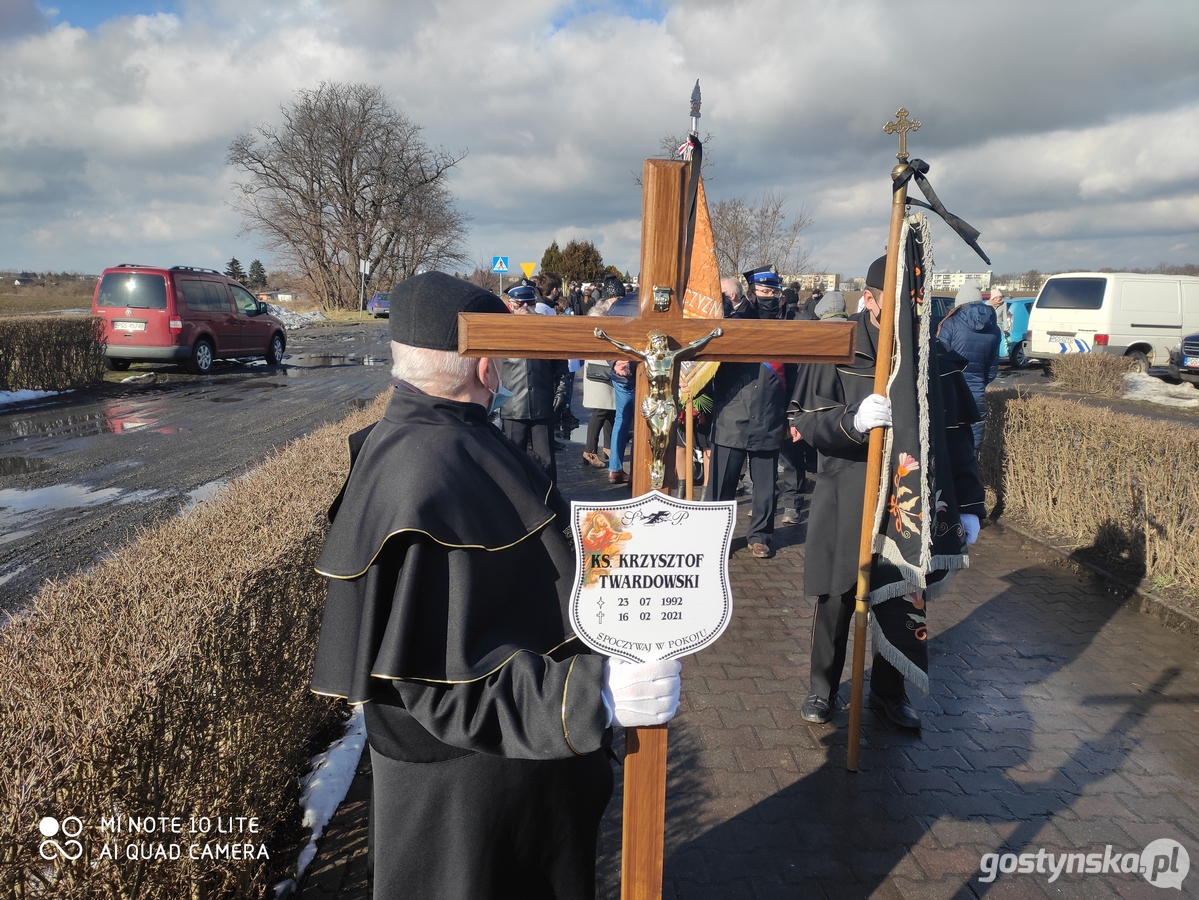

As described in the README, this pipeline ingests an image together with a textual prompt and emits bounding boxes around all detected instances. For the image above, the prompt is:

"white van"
[1027,272,1199,372]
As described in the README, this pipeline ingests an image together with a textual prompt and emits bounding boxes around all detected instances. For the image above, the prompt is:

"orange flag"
[680,178,722,399]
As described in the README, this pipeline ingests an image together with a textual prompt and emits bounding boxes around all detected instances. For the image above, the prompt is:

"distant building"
[784,272,841,292]
[838,279,864,292]
[926,270,992,292]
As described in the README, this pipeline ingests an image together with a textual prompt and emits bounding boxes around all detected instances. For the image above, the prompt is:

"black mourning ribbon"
[897,159,991,266]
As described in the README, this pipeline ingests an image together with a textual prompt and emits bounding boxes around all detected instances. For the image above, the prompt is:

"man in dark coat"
[705,265,788,558]
[500,281,561,482]
[789,257,986,729]
[937,279,1002,449]
[310,272,682,900]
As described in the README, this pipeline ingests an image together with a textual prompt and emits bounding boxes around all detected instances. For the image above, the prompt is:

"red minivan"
[92,264,287,375]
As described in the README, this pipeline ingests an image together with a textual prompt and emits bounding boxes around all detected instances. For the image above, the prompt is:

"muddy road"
[0,321,392,611]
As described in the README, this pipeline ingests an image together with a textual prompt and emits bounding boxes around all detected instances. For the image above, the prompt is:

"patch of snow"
[1123,373,1199,408]
[268,304,328,330]
[0,389,64,406]
[275,707,365,896]
[121,373,156,384]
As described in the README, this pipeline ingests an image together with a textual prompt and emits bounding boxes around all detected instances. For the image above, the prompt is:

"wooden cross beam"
[459,158,855,900]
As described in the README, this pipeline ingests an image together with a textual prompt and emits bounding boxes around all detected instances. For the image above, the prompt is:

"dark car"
[92,264,286,375]
[367,291,390,318]
[1168,333,1199,384]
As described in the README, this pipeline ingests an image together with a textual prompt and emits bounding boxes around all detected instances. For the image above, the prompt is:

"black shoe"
[800,694,833,724]
[868,693,921,730]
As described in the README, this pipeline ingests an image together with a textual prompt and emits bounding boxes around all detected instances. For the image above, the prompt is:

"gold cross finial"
[884,108,920,161]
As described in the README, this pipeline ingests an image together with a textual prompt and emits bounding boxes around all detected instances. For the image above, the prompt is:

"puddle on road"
[0,457,51,476]
[183,479,229,510]
[0,564,30,587]
[0,400,192,442]
[207,397,242,403]
[0,529,33,547]
[283,353,390,374]
[0,484,123,513]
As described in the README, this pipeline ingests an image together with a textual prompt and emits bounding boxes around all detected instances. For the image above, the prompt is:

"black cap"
[866,256,888,292]
[602,275,626,299]
[388,272,508,350]
[743,265,781,289]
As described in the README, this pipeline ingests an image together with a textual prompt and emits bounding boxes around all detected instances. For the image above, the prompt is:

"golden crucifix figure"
[593,326,723,489]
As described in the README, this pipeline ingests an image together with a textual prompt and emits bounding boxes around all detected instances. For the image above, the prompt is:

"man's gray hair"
[391,341,479,394]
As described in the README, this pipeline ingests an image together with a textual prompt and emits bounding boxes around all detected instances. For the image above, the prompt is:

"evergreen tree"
[224,257,247,285]
[540,240,564,276]
[247,259,268,290]
[557,239,605,285]
[603,264,624,280]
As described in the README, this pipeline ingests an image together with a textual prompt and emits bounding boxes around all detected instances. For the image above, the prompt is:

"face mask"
[757,294,780,319]
[486,371,513,416]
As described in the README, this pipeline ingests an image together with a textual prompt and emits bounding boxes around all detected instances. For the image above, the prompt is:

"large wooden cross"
[459,158,856,900]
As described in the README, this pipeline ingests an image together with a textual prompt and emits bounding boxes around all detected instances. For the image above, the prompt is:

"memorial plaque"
[568,491,736,664]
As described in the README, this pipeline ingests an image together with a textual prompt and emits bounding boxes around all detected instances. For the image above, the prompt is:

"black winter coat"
[708,300,788,451]
[789,314,986,597]
[937,302,1001,401]
[500,357,556,420]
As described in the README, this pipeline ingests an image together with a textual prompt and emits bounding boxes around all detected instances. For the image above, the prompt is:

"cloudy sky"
[2,0,1197,282]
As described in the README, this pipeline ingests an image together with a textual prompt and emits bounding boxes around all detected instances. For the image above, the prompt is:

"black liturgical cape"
[311,387,612,899]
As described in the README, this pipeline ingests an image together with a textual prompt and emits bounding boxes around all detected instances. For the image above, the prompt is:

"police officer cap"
[506,283,537,303]
[602,275,626,299]
[388,271,508,350]
[743,265,781,289]
[866,256,888,292]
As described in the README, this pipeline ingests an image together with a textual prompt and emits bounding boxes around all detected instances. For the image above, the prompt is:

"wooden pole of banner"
[846,110,918,772]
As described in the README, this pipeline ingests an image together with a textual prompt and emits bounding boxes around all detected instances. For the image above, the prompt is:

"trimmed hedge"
[0,315,107,392]
[0,393,388,899]
[1045,352,1137,397]
[981,389,1199,611]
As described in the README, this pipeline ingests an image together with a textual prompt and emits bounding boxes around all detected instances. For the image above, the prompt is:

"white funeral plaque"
[568,491,737,664]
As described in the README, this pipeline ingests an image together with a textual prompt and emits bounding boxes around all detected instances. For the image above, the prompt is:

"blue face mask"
[487,376,513,417]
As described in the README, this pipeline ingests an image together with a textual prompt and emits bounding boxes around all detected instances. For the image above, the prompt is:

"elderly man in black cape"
[789,253,986,730]
[309,272,682,900]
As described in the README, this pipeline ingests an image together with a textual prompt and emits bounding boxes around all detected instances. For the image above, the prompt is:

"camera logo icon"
[38,816,83,861]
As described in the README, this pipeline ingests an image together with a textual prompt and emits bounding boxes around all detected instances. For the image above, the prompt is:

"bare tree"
[227,82,471,310]
[709,191,813,277]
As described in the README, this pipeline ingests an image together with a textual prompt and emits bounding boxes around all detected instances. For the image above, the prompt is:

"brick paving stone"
[292,421,1199,900]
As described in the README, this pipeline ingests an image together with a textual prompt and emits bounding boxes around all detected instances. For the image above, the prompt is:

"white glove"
[852,394,892,433]
[960,513,980,545]
[601,658,681,728]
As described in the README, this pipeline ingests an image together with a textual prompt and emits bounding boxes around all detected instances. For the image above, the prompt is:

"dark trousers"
[706,444,777,547]
[809,587,904,703]
[502,418,557,484]
[584,408,613,455]
[777,437,807,511]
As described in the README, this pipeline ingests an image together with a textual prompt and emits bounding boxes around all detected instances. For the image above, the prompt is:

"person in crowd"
[499,282,560,482]
[581,299,616,468]
[602,276,636,485]
[815,290,848,320]
[534,273,581,440]
[310,271,682,899]
[790,257,985,730]
[781,284,805,320]
[705,266,788,558]
[937,279,1002,450]
[567,280,586,316]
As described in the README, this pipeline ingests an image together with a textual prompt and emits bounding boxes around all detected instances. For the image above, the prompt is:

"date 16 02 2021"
[610,596,684,621]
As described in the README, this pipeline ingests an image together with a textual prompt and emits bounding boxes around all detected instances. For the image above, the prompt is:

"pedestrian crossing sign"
[491,256,509,273]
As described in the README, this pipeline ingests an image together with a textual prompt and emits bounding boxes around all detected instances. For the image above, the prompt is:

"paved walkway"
[298,430,1199,899]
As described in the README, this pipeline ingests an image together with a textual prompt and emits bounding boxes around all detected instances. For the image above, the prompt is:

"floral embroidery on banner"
[887,451,922,538]
[905,591,927,641]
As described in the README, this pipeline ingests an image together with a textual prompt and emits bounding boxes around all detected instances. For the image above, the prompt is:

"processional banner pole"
[846,108,920,773]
